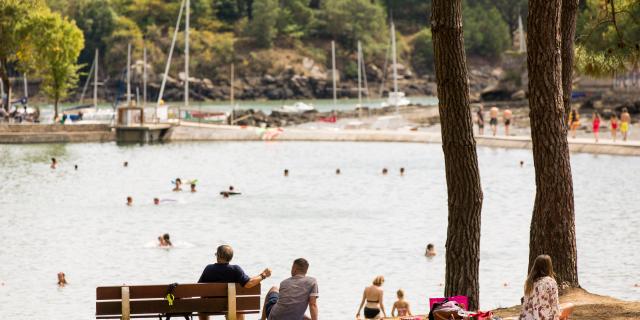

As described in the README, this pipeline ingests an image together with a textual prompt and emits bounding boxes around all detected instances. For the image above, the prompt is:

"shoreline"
[2,122,640,156]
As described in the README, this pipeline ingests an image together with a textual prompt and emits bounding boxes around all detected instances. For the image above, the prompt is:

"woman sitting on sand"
[520,255,574,320]
[391,289,412,317]
[356,275,387,319]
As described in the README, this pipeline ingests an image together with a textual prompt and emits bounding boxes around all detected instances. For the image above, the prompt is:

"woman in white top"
[520,255,574,320]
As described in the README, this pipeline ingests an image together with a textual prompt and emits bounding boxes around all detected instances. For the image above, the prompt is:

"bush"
[249,0,278,48]
[411,28,434,75]
[463,2,510,58]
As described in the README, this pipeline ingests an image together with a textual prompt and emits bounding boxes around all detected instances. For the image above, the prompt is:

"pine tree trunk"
[561,0,579,123]
[0,59,11,112]
[431,0,483,310]
[527,0,579,289]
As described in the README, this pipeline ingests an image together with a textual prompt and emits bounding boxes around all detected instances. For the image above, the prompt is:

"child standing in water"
[592,112,601,143]
[391,289,412,317]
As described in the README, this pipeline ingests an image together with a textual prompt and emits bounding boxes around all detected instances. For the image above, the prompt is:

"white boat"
[274,102,315,113]
[381,22,410,110]
[382,91,410,108]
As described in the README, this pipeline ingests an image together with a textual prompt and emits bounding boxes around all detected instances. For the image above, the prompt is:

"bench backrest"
[96,283,260,320]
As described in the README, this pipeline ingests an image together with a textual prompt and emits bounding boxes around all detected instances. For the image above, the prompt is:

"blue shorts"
[264,291,279,318]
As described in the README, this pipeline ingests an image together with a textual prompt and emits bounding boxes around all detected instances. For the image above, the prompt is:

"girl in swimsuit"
[391,289,412,317]
[611,114,619,142]
[356,275,386,319]
[569,109,580,139]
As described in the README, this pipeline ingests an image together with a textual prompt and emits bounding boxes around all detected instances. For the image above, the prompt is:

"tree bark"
[527,0,579,289]
[0,59,11,112]
[561,0,579,124]
[431,0,483,310]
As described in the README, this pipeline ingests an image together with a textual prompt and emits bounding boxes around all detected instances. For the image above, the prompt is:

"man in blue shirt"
[198,245,271,320]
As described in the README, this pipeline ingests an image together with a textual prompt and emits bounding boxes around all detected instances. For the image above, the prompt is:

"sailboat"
[381,22,410,110]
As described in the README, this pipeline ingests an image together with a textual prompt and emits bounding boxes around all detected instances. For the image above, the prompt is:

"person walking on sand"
[592,112,601,143]
[489,106,499,136]
[504,108,513,136]
[198,245,272,320]
[520,255,574,320]
[391,289,412,317]
[476,105,485,135]
[610,114,619,142]
[620,108,631,141]
[356,276,386,319]
[568,108,580,139]
[261,258,319,320]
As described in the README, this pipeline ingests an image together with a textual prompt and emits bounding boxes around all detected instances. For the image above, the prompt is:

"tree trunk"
[561,0,579,124]
[0,59,11,112]
[527,0,579,289]
[54,96,59,122]
[431,0,483,310]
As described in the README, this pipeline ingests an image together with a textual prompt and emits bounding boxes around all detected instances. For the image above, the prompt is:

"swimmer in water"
[336,168,341,175]
[222,192,230,198]
[520,161,524,167]
[74,164,78,170]
[127,196,133,206]
[284,169,289,177]
[382,168,388,175]
[400,167,405,176]
[160,233,172,247]
[51,158,57,169]
[229,185,235,192]
[425,243,436,257]
[173,178,182,192]
[153,198,160,205]
[190,183,197,193]
[123,161,128,167]
[57,272,67,287]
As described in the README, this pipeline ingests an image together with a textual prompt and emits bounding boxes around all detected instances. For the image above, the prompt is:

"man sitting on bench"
[261,258,318,320]
[198,245,272,320]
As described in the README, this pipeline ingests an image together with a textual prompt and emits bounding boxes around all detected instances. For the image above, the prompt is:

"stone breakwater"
[0,124,114,144]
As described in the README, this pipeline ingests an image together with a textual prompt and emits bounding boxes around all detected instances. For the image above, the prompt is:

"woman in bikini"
[592,112,601,142]
[391,289,412,317]
[568,109,580,139]
[356,275,386,319]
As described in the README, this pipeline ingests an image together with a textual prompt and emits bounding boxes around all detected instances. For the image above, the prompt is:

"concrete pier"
[114,124,172,143]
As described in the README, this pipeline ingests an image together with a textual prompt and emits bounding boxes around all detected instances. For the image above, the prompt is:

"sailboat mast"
[331,40,337,107]
[127,43,131,107]
[357,41,362,107]
[94,49,98,108]
[391,22,399,113]
[23,73,28,99]
[157,0,186,120]
[143,46,147,107]
[184,0,190,109]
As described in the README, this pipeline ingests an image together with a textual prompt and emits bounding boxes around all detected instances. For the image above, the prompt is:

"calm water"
[0,142,638,318]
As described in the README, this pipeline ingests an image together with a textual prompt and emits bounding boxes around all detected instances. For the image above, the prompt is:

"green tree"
[66,0,117,74]
[411,28,435,75]
[29,11,84,119]
[463,2,510,58]
[320,0,388,56]
[103,16,145,77]
[276,0,314,39]
[249,0,279,48]
[0,0,45,111]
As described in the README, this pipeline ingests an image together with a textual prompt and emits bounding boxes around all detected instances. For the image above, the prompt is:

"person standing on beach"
[610,114,619,142]
[592,112,601,143]
[504,109,513,136]
[198,245,272,320]
[620,108,631,141]
[356,276,386,319]
[476,105,485,135]
[489,106,499,136]
[568,108,580,139]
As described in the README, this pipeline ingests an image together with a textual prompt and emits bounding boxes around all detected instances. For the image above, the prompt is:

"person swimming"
[425,243,436,257]
[222,192,230,198]
[520,161,524,167]
[382,168,388,175]
[190,183,196,193]
[50,158,57,169]
[173,178,182,192]
[57,272,67,287]
[158,233,172,247]
[153,198,160,205]
[284,169,289,177]
[400,167,405,176]
[336,168,341,175]
[74,164,78,170]
[222,186,242,196]
[123,161,128,167]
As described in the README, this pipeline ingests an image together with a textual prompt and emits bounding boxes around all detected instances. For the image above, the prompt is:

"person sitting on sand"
[520,254,574,320]
[126,196,133,206]
[198,245,272,320]
[57,272,67,287]
[173,178,182,192]
[356,275,386,319]
[391,289,412,317]
[425,243,437,257]
[51,158,57,169]
[261,258,319,320]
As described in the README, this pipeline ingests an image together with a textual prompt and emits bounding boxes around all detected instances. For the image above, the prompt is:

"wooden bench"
[96,283,261,320]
